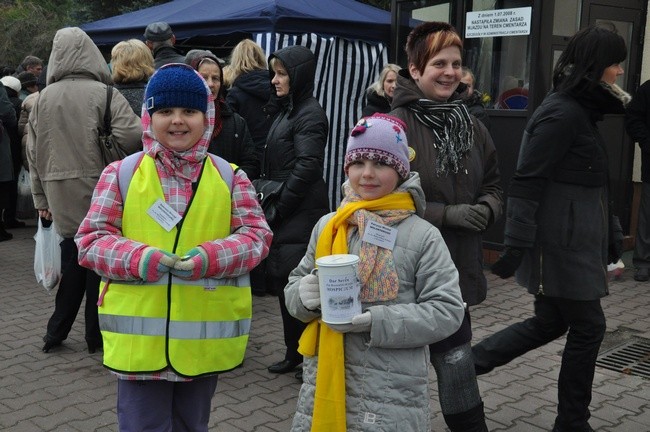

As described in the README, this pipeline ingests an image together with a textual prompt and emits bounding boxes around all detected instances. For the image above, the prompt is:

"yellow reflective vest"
[99,153,252,377]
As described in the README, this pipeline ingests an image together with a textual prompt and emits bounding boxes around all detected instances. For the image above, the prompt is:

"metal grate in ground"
[596,338,650,379]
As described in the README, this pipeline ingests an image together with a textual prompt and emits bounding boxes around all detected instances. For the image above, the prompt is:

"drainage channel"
[596,338,650,379]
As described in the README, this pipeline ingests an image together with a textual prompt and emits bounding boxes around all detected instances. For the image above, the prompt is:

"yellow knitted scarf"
[298,191,415,431]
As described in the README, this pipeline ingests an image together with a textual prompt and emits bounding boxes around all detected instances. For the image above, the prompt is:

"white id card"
[147,199,182,232]
[362,220,397,250]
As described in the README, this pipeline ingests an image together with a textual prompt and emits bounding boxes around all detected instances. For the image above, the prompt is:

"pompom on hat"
[344,113,410,180]
[145,63,208,116]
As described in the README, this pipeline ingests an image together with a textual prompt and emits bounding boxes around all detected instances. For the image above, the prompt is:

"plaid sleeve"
[75,162,148,280]
[201,170,273,278]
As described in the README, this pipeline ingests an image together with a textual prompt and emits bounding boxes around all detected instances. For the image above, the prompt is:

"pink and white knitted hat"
[344,113,410,179]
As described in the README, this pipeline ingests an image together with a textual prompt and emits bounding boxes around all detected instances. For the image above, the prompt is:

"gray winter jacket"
[285,173,465,431]
[26,27,141,238]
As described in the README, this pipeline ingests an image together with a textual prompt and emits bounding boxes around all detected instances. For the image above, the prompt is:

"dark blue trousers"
[117,376,219,432]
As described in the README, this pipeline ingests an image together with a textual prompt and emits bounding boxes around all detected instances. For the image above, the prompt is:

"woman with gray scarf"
[390,21,503,432]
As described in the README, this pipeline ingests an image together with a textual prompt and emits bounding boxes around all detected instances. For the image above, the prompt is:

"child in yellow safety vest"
[76,63,272,431]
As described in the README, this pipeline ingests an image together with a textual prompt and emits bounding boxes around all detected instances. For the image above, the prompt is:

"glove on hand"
[327,311,372,334]
[443,204,490,231]
[491,247,524,279]
[138,247,179,282]
[470,204,492,229]
[171,246,209,280]
[299,274,321,311]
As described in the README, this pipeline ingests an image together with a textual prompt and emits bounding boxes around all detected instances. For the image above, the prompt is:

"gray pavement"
[1,221,649,431]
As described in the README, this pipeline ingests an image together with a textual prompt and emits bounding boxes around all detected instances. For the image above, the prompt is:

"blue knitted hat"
[145,63,208,116]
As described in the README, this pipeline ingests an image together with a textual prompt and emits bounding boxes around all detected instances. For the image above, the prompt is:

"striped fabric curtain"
[255,32,387,208]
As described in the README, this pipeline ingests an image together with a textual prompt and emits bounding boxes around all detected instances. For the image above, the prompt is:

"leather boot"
[443,402,489,432]
[0,221,12,242]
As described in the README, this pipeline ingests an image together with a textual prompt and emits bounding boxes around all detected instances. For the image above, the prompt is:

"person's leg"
[472,295,568,374]
[172,376,219,432]
[43,237,86,350]
[84,268,102,352]
[553,299,606,432]
[633,182,650,281]
[268,275,304,373]
[4,144,24,227]
[3,180,22,227]
[250,258,267,297]
[431,342,488,432]
[117,379,173,432]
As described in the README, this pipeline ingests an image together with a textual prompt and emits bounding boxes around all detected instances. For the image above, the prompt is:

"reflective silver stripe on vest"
[99,314,167,336]
[104,274,251,288]
[99,315,251,339]
[170,319,251,339]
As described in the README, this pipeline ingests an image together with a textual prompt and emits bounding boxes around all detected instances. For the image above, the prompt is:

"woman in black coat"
[225,39,274,156]
[262,45,329,375]
[473,26,630,432]
[361,63,400,117]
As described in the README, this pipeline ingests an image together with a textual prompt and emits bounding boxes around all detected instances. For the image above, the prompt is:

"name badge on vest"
[147,199,182,232]
[362,220,397,250]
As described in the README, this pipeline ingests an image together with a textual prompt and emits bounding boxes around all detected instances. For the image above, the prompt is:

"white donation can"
[314,254,362,324]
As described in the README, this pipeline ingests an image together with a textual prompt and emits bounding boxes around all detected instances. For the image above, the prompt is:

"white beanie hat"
[0,76,21,94]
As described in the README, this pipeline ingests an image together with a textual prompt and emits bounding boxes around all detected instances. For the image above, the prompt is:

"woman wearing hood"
[27,27,142,354]
[474,25,630,432]
[262,45,330,377]
[185,49,259,180]
[390,21,502,431]
[76,63,272,430]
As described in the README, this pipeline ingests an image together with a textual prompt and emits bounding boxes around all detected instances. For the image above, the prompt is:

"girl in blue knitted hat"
[76,63,273,431]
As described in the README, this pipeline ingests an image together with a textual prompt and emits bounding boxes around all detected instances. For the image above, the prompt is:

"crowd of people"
[0,17,637,432]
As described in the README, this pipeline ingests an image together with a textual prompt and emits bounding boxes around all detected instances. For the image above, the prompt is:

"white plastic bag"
[16,167,36,220]
[33,218,63,292]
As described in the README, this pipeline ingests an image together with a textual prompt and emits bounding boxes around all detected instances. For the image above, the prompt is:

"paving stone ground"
[1,221,648,431]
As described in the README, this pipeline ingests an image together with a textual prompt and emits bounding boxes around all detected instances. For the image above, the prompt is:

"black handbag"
[97,85,128,165]
[252,178,284,224]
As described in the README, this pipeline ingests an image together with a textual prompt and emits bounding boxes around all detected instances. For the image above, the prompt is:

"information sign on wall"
[465,7,532,38]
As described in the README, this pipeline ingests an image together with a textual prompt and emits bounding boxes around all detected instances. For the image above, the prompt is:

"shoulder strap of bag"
[117,152,234,202]
[103,85,113,134]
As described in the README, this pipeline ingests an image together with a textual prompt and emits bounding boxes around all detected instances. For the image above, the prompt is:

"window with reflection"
[463,0,533,110]
[393,1,454,66]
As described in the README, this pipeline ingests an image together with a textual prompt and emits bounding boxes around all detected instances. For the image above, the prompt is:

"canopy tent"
[81,0,392,207]
[81,0,391,45]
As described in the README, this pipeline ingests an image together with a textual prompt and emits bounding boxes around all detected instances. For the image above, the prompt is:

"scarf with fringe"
[408,98,474,176]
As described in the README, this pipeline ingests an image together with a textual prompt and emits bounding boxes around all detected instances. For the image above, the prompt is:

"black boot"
[0,220,12,242]
[443,402,489,432]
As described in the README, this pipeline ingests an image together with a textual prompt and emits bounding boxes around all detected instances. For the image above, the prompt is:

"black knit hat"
[145,64,208,116]
[17,71,37,88]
